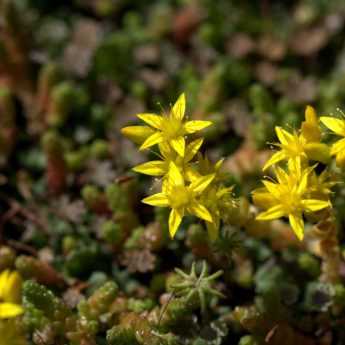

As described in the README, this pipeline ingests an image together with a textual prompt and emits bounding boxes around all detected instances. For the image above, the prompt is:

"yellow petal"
[142,193,169,207]
[184,120,212,134]
[216,186,233,198]
[158,142,174,160]
[185,166,200,181]
[287,156,302,172]
[139,132,163,150]
[305,105,317,123]
[275,126,294,145]
[336,150,345,168]
[301,124,321,142]
[262,180,280,199]
[0,270,10,299]
[184,138,203,163]
[301,105,321,142]
[288,214,304,240]
[188,203,213,222]
[137,113,163,129]
[2,271,22,304]
[263,151,286,171]
[302,199,330,212]
[331,138,345,155]
[170,136,185,156]
[215,158,224,171]
[168,161,184,186]
[275,165,290,184]
[121,126,154,144]
[256,204,285,221]
[320,117,345,136]
[133,161,166,176]
[252,188,276,208]
[162,177,169,194]
[0,303,23,318]
[172,93,186,120]
[189,174,215,194]
[169,208,183,237]
[305,143,330,163]
[297,169,309,195]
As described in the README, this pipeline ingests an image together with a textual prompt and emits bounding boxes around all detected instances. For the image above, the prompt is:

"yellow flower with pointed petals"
[142,162,214,238]
[320,116,345,168]
[263,127,307,171]
[264,107,330,171]
[0,270,23,319]
[132,138,203,179]
[253,161,330,240]
[121,93,212,156]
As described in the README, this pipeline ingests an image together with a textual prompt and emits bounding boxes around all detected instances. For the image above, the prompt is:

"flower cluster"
[0,270,23,319]
[253,106,335,240]
[122,94,236,239]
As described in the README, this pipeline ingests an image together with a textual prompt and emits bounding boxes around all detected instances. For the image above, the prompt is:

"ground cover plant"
[2,0,345,344]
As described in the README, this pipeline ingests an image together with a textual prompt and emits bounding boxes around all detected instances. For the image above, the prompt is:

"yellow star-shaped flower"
[264,106,330,171]
[142,161,214,238]
[121,93,212,156]
[253,161,330,240]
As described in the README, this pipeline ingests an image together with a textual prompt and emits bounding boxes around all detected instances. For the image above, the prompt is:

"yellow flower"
[263,127,306,171]
[132,138,203,179]
[320,115,345,168]
[264,108,330,171]
[253,161,330,240]
[121,93,212,156]
[0,270,23,319]
[142,161,214,237]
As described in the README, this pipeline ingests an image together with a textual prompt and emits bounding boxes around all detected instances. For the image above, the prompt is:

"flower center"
[284,137,305,157]
[162,117,184,139]
[168,185,190,209]
[280,187,302,214]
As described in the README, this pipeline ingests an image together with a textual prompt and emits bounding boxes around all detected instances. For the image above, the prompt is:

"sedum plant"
[121,93,212,156]
[253,106,336,241]
[122,94,236,240]
[123,98,343,245]
[170,261,224,314]
[253,158,330,240]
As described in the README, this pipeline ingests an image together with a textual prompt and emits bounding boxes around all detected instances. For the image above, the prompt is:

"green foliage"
[78,281,118,320]
[171,261,224,314]
[23,280,68,319]
[107,325,139,345]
